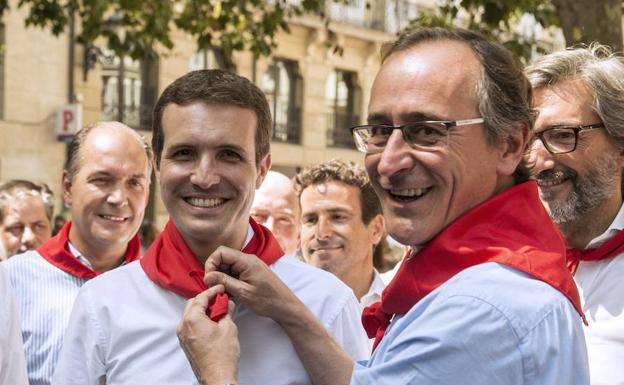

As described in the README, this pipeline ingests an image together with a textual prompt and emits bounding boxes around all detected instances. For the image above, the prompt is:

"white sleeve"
[52,285,107,385]
[0,265,28,385]
[326,292,370,361]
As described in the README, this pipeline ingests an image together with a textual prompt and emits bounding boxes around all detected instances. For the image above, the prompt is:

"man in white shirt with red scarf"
[526,43,624,385]
[2,122,151,385]
[52,69,368,385]
[177,27,590,385]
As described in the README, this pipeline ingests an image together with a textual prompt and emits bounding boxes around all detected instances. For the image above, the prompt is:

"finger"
[205,246,258,276]
[227,299,236,316]
[205,271,253,300]
[186,284,226,315]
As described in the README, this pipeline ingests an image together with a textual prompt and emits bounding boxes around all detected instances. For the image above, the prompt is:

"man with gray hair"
[0,180,54,260]
[2,121,151,385]
[526,43,624,385]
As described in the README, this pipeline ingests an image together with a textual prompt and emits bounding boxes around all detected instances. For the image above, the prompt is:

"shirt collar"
[360,269,386,309]
[587,203,624,249]
[67,241,93,269]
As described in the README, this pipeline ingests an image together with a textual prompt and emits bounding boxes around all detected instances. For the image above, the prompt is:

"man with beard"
[52,70,367,385]
[526,43,624,385]
[3,122,151,385]
[177,28,589,385]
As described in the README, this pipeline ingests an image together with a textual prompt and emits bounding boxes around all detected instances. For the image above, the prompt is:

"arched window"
[188,47,234,72]
[326,70,360,148]
[261,59,302,144]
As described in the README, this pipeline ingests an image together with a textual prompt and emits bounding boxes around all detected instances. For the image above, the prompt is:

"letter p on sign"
[56,104,82,141]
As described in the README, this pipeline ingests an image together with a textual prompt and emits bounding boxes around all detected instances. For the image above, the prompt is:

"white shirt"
[53,257,369,385]
[575,204,624,385]
[359,269,386,311]
[0,264,28,385]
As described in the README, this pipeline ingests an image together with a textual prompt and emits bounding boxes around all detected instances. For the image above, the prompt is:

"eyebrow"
[367,111,444,125]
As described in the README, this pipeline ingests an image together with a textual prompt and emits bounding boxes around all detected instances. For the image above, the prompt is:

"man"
[0,180,54,259]
[526,43,624,385]
[250,170,300,257]
[53,69,368,385]
[178,27,589,385]
[293,159,385,309]
[3,122,151,385]
[0,264,28,385]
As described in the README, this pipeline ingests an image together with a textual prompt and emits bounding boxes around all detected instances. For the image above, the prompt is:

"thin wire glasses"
[529,123,604,154]
[350,118,485,154]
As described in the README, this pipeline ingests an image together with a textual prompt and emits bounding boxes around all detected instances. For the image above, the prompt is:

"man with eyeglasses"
[177,27,589,385]
[526,43,624,385]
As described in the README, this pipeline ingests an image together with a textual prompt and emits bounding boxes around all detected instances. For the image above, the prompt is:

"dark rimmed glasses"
[350,118,485,154]
[529,123,604,154]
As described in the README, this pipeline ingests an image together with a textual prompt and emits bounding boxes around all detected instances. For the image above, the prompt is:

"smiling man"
[0,180,54,259]
[526,43,624,385]
[52,69,367,385]
[294,160,385,310]
[2,122,151,385]
[177,27,589,385]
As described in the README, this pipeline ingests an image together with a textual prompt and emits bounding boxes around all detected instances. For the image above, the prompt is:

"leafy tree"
[7,0,327,59]
[409,0,622,60]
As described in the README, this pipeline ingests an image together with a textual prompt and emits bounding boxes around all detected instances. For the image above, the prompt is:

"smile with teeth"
[389,187,431,199]
[100,214,127,222]
[537,171,571,187]
[185,197,226,208]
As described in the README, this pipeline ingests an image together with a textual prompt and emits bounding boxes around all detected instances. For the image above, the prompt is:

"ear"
[496,122,530,177]
[255,154,272,189]
[368,214,385,246]
[61,170,73,207]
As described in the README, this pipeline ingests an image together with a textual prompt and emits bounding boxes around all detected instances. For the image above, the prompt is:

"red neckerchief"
[141,217,283,321]
[362,181,585,351]
[37,220,141,280]
[567,229,624,274]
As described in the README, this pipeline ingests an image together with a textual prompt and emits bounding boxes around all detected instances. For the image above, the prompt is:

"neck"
[560,195,622,249]
[68,227,129,273]
[340,261,375,300]
[184,226,248,265]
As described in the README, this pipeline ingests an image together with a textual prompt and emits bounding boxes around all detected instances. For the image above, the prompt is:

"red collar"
[37,221,141,279]
[362,181,584,351]
[567,228,624,274]
[141,217,283,320]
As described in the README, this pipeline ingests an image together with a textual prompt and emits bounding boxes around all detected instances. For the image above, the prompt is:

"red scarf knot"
[566,229,624,274]
[362,181,585,351]
[37,221,141,280]
[141,217,283,321]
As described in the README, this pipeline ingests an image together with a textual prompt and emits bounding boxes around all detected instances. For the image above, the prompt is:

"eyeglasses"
[529,123,604,154]
[350,118,485,154]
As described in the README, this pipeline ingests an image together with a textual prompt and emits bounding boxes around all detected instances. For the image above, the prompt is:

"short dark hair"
[0,180,54,223]
[383,27,533,183]
[152,69,272,167]
[64,122,153,181]
[293,159,382,224]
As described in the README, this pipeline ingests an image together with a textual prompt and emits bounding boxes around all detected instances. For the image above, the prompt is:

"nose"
[376,130,415,183]
[315,216,333,241]
[528,139,556,174]
[106,185,129,207]
[19,226,36,251]
[190,155,220,190]
[265,216,275,232]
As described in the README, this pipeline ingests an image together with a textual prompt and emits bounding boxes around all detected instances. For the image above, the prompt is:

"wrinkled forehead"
[370,40,481,122]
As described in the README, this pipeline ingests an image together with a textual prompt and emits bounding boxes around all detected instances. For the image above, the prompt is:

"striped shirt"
[2,248,88,385]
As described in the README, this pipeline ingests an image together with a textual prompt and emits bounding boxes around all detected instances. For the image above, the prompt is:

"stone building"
[0,1,424,232]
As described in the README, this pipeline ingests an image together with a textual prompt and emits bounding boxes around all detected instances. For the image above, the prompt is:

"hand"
[177,284,239,385]
[204,246,302,322]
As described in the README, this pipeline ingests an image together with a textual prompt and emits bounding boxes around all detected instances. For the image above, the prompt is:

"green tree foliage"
[409,0,622,61]
[9,0,327,59]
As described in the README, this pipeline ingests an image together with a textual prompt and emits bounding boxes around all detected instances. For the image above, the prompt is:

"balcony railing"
[272,104,302,144]
[326,111,359,149]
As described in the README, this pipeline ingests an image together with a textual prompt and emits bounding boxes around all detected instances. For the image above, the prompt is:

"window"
[188,47,233,72]
[261,59,302,144]
[326,70,361,148]
[101,50,159,130]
